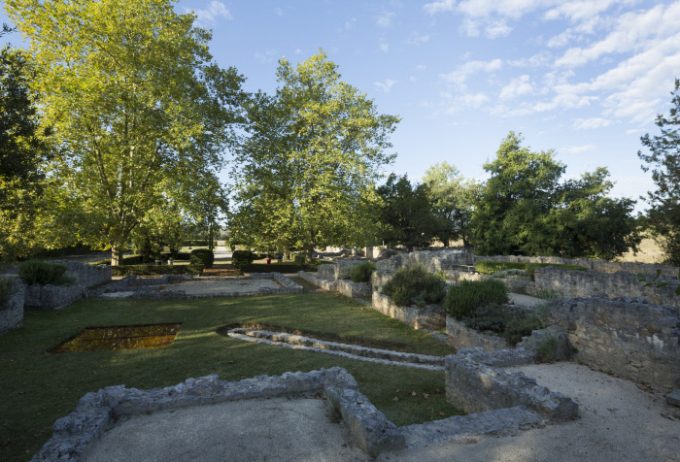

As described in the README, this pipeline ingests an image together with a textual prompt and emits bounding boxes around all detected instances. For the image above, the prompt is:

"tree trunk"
[208,223,214,251]
[111,244,123,267]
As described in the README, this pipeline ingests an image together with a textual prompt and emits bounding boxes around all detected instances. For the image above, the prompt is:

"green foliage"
[189,249,214,268]
[0,276,14,306]
[422,163,481,247]
[17,260,73,285]
[231,250,255,269]
[460,303,543,346]
[230,52,398,253]
[8,0,244,265]
[472,132,640,259]
[378,174,440,250]
[110,264,203,277]
[535,336,558,363]
[639,79,680,265]
[475,261,587,277]
[294,254,306,265]
[0,45,53,261]
[444,280,509,319]
[349,262,376,283]
[382,265,447,307]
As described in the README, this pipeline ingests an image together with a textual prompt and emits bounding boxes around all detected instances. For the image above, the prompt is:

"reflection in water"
[52,323,181,353]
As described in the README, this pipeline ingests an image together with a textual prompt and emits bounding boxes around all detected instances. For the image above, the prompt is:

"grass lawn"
[0,291,458,462]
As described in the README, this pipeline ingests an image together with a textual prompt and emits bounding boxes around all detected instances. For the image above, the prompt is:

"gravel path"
[379,362,680,462]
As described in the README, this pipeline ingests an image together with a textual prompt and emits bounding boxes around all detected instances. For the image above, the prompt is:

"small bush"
[382,265,447,307]
[349,262,376,283]
[231,250,255,269]
[535,337,558,363]
[445,280,508,319]
[18,260,74,286]
[503,312,543,345]
[294,254,306,265]
[460,302,544,346]
[190,249,214,268]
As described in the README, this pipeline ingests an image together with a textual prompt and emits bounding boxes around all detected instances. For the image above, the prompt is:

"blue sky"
[4,0,680,207]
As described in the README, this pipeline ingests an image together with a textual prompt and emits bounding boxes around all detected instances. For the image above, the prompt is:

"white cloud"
[379,41,390,53]
[499,75,533,100]
[190,1,232,23]
[340,17,357,32]
[485,20,512,38]
[441,59,503,86]
[254,49,278,64]
[423,0,455,15]
[563,144,596,155]
[374,79,397,93]
[376,11,395,28]
[573,117,611,130]
[407,32,431,45]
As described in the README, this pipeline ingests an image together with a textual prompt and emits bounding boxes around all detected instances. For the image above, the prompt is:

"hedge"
[382,265,447,307]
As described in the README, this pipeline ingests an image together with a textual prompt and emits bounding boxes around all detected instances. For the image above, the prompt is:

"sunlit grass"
[0,292,459,462]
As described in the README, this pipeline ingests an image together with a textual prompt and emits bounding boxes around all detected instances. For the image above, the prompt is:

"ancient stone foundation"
[0,276,24,334]
[371,292,445,330]
[549,297,680,392]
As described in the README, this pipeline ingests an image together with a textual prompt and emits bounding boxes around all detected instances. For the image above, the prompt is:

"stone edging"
[31,368,402,461]
[226,327,445,370]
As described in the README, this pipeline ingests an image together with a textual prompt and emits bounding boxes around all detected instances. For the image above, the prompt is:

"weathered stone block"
[336,279,371,299]
[446,316,508,351]
[371,292,445,330]
[24,284,85,310]
[445,354,578,422]
[0,276,24,334]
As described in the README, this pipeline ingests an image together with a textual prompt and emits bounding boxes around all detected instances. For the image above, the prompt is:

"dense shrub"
[294,254,306,265]
[111,264,204,277]
[382,265,447,307]
[190,249,214,268]
[349,262,376,283]
[460,303,544,346]
[18,260,74,285]
[231,250,255,269]
[444,280,508,319]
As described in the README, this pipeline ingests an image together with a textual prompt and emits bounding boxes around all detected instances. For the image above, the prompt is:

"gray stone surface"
[446,316,509,351]
[326,386,406,457]
[337,279,371,299]
[667,388,680,407]
[297,271,337,291]
[516,325,572,362]
[85,398,369,462]
[549,297,680,392]
[445,354,578,422]
[400,406,544,448]
[30,368,383,462]
[0,275,24,334]
[372,292,445,330]
[226,327,445,370]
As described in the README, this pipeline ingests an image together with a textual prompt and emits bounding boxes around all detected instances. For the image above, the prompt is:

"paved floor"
[85,398,368,462]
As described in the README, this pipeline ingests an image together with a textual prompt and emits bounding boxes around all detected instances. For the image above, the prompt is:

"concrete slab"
[85,397,368,462]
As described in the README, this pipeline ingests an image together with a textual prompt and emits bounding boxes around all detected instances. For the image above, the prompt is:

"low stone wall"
[32,368,405,461]
[445,353,578,422]
[61,261,112,288]
[0,276,24,334]
[297,271,337,291]
[477,255,678,278]
[549,297,680,392]
[371,292,445,330]
[336,279,371,299]
[446,316,508,351]
[534,267,680,309]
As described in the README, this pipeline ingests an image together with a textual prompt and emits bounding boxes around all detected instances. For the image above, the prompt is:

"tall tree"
[8,0,244,265]
[639,79,680,265]
[378,174,439,250]
[422,162,480,247]
[231,52,398,255]
[0,44,52,260]
[472,132,639,258]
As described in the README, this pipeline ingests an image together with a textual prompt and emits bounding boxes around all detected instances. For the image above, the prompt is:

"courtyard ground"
[0,291,457,462]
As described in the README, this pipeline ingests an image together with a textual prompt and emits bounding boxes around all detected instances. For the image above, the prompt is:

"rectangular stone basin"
[52,323,181,353]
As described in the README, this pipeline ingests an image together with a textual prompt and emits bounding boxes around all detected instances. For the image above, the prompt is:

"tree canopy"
[639,78,680,265]
[472,132,639,258]
[231,52,398,254]
[8,0,244,264]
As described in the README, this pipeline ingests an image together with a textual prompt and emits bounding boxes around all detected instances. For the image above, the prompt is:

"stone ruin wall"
[549,297,680,393]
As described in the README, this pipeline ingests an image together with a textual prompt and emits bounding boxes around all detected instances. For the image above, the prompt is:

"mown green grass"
[0,292,458,462]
